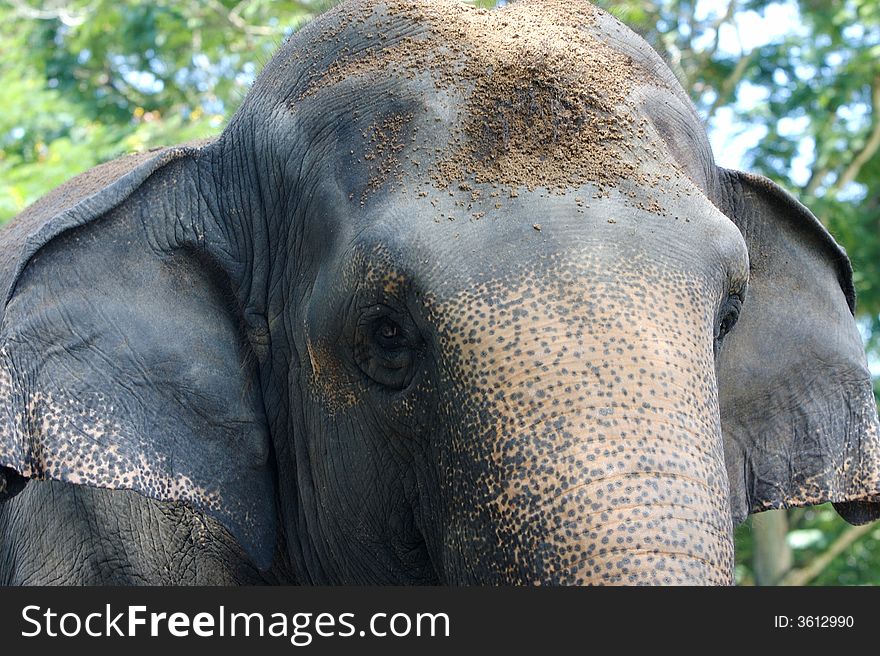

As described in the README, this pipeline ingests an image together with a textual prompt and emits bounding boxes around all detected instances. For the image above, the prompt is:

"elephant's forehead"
[344,181,748,305]
[290,0,676,193]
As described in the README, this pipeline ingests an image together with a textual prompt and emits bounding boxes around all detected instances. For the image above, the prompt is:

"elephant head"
[0,0,878,585]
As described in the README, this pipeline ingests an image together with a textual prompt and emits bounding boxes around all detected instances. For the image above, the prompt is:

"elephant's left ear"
[715,168,880,526]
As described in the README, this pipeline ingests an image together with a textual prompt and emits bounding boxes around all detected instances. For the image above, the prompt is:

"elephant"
[0,0,878,586]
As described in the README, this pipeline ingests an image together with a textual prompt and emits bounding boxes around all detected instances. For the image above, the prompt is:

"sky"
[696,0,813,181]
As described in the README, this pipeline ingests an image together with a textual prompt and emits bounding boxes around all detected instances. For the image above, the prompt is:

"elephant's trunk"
[442,379,734,585]
[497,420,733,585]
[430,267,735,585]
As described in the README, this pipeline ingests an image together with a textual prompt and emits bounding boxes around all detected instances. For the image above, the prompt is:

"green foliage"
[736,506,880,585]
[0,0,336,219]
[2,0,879,585]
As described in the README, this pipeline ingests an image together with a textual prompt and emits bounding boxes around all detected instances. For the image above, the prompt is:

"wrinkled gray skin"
[1,0,878,585]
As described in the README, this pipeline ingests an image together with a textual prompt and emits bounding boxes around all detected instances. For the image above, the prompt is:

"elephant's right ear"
[0,143,277,568]
[715,168,880,526]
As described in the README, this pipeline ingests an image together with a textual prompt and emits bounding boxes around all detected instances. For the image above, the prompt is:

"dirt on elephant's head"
[295,0,662,193]
[405,0,649,192]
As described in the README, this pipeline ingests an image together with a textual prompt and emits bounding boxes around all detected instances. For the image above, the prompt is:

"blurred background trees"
[1,0,878,584]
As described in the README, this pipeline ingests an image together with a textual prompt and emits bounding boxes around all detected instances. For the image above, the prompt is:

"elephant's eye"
[714,293,742,354]
[355,307,421,390]
[377,318,401,343]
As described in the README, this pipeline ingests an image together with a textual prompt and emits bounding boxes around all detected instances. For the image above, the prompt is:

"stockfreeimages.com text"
[21,604,450,645]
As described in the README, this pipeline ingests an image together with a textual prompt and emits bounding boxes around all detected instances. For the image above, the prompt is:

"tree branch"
[705,49,754,122]
[805,75,880,198]
[804,163,831,197]
[6,0,94,26]
[780,522,875,586]
[205,0,278,37]
[230,0,253,24]
[701,0,737,67]
[833,75,880,193]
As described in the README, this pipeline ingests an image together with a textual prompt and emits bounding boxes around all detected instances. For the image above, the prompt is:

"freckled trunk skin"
[440,373,735,585]
[429,259,735,585]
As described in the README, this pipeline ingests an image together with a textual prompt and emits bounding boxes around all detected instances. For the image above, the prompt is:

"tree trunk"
[752,510,792,586]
